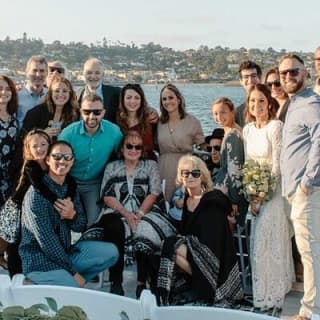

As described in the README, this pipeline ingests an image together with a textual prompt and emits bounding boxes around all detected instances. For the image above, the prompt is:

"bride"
[243,84,294,310]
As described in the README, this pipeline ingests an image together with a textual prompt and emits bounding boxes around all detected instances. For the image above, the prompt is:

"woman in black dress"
[157,154,243,306]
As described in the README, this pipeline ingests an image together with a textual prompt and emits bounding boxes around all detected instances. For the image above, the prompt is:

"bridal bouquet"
[241,160,277,212]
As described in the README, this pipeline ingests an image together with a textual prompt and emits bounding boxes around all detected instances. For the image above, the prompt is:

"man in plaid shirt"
[19,141,119,287]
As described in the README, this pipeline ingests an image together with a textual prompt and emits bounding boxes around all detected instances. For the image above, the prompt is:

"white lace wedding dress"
[243,120,294,310]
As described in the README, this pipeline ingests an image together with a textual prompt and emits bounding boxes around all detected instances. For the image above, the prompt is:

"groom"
[279,53,320,320]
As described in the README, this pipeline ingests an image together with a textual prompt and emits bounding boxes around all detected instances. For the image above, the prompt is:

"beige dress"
[157,114,204,201]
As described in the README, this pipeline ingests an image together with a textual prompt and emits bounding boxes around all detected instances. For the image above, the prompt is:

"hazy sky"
[1,0,318,52]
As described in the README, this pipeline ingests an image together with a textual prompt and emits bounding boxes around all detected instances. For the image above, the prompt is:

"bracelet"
[136,209,145,216]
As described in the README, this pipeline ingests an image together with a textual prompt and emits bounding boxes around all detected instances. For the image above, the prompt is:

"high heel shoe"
[136,283,146,299]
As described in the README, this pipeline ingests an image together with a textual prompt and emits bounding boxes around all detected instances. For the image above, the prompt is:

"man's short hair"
[238,60,262,78]
[25,55,48,72]
[279,53,305,66]
[81,94,103,107]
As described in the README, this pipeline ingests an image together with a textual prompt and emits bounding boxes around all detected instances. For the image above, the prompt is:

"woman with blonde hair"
[157,155,243,306]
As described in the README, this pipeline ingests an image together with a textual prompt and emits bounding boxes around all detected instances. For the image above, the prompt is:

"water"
[142,84,244,135]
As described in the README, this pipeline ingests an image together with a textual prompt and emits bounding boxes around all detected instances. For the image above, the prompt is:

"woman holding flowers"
[243,84,294,310]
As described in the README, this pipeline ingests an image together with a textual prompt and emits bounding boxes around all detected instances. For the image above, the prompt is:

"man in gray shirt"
[279,53,320,320]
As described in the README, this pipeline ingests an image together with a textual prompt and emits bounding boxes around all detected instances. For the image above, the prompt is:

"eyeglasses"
[125,143,143,151]
[81,109,104,116]
[266,80,281,88]
[51,153,74,161]
[279,68,300,77]
[181,169,201,179]
[49,67,65,74]
[313,58,320,62]
[207,145,221,152]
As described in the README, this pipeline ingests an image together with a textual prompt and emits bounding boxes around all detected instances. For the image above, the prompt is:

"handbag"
[0,198,21,243]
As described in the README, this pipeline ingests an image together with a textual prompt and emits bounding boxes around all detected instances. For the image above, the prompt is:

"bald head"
[83,58,104,90]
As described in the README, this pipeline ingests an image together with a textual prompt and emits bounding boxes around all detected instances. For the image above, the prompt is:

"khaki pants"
[290,185,320,318]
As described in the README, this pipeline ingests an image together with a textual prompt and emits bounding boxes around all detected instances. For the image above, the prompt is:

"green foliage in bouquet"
[241,160,277,202]
[0,298,87,320]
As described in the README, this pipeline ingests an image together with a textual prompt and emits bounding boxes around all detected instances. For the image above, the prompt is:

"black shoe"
[136,283,146,299]
[89,275,100,283]
[110,282,125,296]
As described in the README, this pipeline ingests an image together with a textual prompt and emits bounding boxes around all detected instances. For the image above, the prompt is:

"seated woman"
[157,155,243,306]
[94,130,175,297]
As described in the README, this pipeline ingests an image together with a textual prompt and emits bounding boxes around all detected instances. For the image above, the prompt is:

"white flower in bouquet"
[241,160,277,203]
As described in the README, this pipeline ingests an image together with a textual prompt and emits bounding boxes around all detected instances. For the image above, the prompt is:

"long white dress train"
[243,120,294,310]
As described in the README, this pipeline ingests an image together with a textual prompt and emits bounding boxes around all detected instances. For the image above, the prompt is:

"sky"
[0,0,318,53]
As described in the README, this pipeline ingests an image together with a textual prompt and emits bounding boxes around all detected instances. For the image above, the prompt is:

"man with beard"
[279,53,320,320]
[59,94,123,226]
[17,55,48,128]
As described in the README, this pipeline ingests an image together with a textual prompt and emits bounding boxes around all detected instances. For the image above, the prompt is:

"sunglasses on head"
[181,169,201,179]
[279,68,300,77]
[49,67,64,74]
[81,109,104,116]
[51,153,74,161]
[266,80,281,88]
[125,143,143,151]
[207,145,221,152]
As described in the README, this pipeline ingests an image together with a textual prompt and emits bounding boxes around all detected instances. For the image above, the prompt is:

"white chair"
[9,274,143,320]
[0,274,12,306]
[140,289,278,320]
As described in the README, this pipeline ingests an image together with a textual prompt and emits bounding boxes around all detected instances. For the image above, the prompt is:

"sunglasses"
[266,80,281,88]
[49,67,64,74]
[51,153,74,161]
[181,169,201,179]
[81,109,104,116]
[207,145,221,152]
[279,68,300,77]
[125,143,143,151]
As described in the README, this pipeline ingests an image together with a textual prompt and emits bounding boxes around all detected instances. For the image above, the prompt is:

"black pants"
[7,242,22,278]
[136,252,160,292]
[94,214,125,284]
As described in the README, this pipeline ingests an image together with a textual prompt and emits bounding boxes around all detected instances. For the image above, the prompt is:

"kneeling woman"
[96,130,175,296]
[157,155,243,306]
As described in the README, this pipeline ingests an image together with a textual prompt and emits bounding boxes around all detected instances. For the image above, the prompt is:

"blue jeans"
[77,178,102,227]
[26,240,118,287]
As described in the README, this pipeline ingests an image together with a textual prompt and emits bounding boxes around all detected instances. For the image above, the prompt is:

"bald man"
[78,58,121,123]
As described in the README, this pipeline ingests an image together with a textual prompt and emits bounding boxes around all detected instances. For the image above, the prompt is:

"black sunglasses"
[279,68,300,77]
[207,145,221,152]
[49,67,64,74]
[181,169,201,179]
[125,143,143,151]
[266,80,281,88]
[51,153,74,161]
[81,109,104,116]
